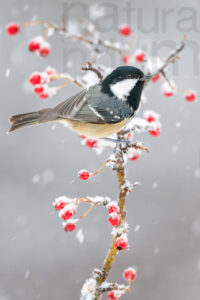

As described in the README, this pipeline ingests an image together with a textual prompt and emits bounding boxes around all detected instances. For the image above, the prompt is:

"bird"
[8,66,149,138]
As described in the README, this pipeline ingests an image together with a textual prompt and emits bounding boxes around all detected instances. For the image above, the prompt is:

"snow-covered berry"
[161,81,175,97]
[28,40,40,52]
[185,90,196,102]
[108,213,120,226]
[164,91,174,97]
[78,170,91,180]
[39,43,51,57]
[40,92,49,99]
[108,290,119,300]
[115,236,128,251]
[151,73,160,83]
[60,205,76,220]
[108,204,119,214]
[143,110,159,123]
[149,127,160,137]
[7,23,19,35]
[146,115,156,123]
[85,139,97,148]
[34,85,44,94]
[64,222,76,232]
[29,73,41,85]
[123,267,136,281]
[53,197,69,211]
[135,50,146,62]
[128,148,140,161]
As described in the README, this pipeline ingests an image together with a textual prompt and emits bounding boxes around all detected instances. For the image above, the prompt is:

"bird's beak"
[140,74,152,81]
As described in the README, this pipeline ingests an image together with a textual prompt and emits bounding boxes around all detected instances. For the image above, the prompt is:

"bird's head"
[101,66,150,110]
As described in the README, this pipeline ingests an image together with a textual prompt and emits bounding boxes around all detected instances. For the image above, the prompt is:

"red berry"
[146,115,156,123]
[135,53,145,62]
[34,85,44,94]
[119,25,132,36]
[78,170,90,180]
[185,91,196,102]
[123,268,136,281]
[108,291,119,300]
[64,223,76,232]
[80,135,86,139]
[149,128,160,137]
[115,237,128,251]
[164,91,174,97]
[151,73,160,83]
[39,93,49,99]
[85,139,97,148]
[7,23,19,35]
[54,200,67,211]
[29,73,41,85]
[108,205,119,214]
[61,209,75,220]
[40,47,50,57]
[128,149,140,161]
[123,54,130,64]
[28,40,40,52]
[108,215,120,226]
[128,153,139,161]
[40,91,49,99]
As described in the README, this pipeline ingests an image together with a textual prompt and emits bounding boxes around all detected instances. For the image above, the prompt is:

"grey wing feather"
[55,89,88,119]
[55,84,132,124]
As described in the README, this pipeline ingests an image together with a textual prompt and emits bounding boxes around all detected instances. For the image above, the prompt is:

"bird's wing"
[55,85,132,124]
[55,89,89,119]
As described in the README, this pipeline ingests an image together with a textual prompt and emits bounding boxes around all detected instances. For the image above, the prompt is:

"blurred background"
[1,0,200,299]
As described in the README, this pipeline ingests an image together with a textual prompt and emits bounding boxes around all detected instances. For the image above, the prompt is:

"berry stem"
[54,74,84,89]
[75,205,94,224]
[92,159,110,177]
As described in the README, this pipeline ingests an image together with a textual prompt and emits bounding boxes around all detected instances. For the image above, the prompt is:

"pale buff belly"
[59,119,129,138]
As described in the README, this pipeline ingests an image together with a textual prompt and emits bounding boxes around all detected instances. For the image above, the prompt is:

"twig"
[75,205,94,224]
[82,62,104,83]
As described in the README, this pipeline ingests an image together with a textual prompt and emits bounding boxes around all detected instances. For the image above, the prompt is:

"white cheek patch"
[110,78,138,101]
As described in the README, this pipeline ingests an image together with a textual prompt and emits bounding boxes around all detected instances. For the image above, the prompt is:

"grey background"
[0,0,200,299]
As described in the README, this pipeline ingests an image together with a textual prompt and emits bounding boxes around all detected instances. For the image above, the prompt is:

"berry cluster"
[107,202,120,226]
[143,110,161,137]
[53,196,77,232]
[28,36,51,57]
[29,67,57,99]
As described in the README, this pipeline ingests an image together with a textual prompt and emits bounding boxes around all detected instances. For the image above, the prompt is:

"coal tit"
[8,66,149,138]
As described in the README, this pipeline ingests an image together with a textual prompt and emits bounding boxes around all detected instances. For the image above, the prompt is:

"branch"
[94,131,129,300]
[21,20,129,53]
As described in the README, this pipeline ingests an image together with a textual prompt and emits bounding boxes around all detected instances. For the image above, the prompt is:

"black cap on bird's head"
[101,66,149,111]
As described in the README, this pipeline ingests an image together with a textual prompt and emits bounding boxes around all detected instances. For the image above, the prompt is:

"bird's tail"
[8,108,52,133]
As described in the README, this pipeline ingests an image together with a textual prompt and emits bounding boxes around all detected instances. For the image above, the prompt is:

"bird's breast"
[62,119,129,138]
